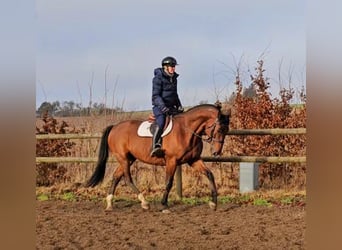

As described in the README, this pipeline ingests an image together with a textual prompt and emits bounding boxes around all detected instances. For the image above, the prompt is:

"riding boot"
[150,125,164,157]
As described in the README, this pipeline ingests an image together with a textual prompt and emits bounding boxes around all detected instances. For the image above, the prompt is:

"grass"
[240,194,251,203]
[61,192,77,201]
[181,197,210,206]
[37,193,49,201]
[36,186,306,207]
[253,198,272,207]
[218,196,233,204]
[280,196,294,205]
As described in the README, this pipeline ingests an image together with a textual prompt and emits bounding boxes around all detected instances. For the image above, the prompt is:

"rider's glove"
[177,106,184,113]
[161,106,170,114]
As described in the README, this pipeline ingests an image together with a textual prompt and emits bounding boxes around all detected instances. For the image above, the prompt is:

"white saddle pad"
[137,119,173,137]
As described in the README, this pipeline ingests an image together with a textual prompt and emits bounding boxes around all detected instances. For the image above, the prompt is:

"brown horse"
[86,103,229,212]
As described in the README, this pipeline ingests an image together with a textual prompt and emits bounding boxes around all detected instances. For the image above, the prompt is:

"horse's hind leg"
[106,166,124,211]
[191,160,218,210]
[126,171,150,209]
[122,159,149,210]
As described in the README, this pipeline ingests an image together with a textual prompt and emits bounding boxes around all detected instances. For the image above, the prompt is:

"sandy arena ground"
[36,200,305,249]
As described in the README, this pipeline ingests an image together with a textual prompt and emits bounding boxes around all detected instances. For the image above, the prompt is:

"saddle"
[137,114,173,137]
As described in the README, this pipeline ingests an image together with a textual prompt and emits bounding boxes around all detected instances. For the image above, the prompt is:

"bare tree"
[88,72,94,116]
[104,64,110,120]
[111,74,120,118]
[213,53,244,104]
[38,80,48,102]
[76,80,83,116]
[278,57,284,90]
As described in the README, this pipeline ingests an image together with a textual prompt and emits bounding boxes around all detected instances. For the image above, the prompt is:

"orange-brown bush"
[223,60,306,190]
[36,112,79,186]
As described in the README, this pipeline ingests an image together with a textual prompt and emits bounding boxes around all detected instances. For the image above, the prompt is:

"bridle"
[203,118,225,144]
[182,117,225,144]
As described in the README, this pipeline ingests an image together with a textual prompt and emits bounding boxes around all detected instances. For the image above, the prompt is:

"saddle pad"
[137,119,173,137]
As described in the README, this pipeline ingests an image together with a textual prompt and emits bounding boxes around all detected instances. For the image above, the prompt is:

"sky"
[36,0,305,111]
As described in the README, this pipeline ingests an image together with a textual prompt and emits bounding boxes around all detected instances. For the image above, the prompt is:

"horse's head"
[204,105,230,156]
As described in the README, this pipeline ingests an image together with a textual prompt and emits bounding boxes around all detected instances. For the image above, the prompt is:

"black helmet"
[161,56,178,67]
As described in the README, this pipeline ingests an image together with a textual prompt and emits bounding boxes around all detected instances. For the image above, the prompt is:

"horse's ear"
[220,102,231,116]
[224,107,231,116]
[214,100,222,110]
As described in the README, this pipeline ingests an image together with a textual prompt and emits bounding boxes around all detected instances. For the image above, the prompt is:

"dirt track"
[36,200,305,249]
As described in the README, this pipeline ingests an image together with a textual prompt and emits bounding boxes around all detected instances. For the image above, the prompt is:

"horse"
[85,103,230,212]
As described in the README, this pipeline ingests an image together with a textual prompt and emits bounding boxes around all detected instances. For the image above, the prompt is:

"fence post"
[175,165,182,199]
[239,162,259,193]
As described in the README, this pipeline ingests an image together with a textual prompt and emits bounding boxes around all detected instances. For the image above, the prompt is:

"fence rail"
[36,128,306,164]
[36,156,306,164]
[36,128,306,140]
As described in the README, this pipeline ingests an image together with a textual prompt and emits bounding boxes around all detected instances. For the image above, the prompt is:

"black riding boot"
[150,125,164,157]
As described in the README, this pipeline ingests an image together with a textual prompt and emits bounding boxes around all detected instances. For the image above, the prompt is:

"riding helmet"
[161,56,178,67]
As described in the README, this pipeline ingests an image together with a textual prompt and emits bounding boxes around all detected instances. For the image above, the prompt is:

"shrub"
[36,112,77,186]
[224,60,306,189]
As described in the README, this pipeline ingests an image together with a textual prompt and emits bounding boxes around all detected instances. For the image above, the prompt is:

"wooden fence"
[36,128,306,196]
[36,128,306,163]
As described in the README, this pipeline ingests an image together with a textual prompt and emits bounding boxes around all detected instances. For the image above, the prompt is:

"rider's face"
[165,65,176,74]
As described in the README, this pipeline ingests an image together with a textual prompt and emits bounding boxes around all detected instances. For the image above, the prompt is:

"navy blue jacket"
[152,68,182,113]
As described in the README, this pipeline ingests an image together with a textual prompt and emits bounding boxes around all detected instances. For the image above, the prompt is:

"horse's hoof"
[162,209,171,213]
[105,206,113,211]
[141,202,150,210]
[209,201,217,210]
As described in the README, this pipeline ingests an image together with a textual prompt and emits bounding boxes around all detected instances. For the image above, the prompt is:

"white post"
[239,162,259,193]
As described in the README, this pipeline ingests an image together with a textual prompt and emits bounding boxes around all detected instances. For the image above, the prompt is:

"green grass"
[35,187,305,207]
[240,194,251,203]
[181,197,211,205]
[181,197,201,205]
[61,192,76,201]
[253,198,272,207]
[280,197,293,204]
[218,196,233,204]
[37,193,49,201]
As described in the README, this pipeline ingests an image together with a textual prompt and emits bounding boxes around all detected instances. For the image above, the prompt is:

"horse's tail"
[85,125,114,187]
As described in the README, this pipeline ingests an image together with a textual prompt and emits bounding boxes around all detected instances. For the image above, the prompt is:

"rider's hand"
[177,106,184,113]
[161,106,170,114]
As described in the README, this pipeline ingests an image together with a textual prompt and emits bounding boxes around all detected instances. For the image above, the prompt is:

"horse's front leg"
[190,159,218,210]
[161,159,177,212]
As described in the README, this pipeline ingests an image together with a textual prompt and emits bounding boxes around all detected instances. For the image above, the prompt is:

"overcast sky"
[36,0,305,111]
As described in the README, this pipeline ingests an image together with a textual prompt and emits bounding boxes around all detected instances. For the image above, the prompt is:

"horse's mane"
[185,104,220,113]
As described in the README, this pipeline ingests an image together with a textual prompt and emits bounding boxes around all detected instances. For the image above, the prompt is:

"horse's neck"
[183,112,216,132]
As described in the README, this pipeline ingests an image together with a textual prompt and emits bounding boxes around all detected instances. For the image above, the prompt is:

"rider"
[151,56,184,157]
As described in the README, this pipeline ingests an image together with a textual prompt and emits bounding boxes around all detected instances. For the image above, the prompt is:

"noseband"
[203,118,225,144]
